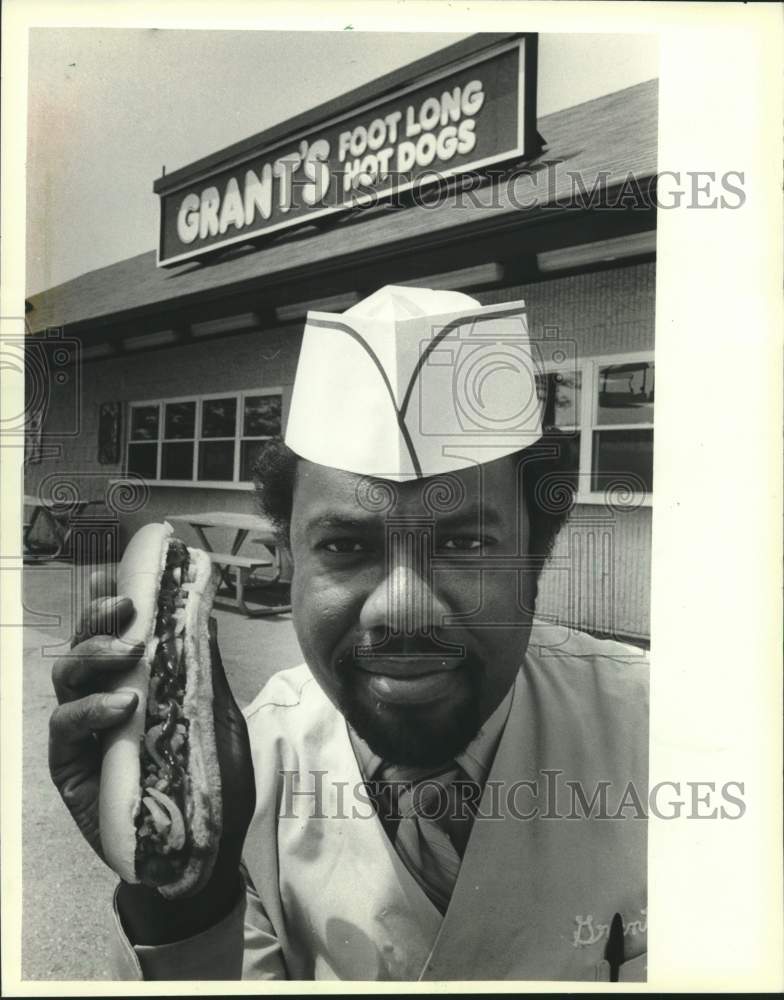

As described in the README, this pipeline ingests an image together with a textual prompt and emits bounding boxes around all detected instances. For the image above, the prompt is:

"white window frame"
[125,388,283,489]
[538,350,654,507]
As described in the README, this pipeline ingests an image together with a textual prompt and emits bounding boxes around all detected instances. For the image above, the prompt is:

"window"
[127,405,159,479]
[535,369,582,482]
[162,400,196,480]
[536,353,654,502]
[241,394,283,479]
[126,390,282,486]
[592,361,654,494]
[199,397,237,481]
[536,370,582,432]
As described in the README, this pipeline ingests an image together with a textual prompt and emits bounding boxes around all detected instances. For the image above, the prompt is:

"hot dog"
[98,521,222,898]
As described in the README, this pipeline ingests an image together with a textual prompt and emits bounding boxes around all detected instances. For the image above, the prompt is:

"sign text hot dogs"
[155,37,536,266]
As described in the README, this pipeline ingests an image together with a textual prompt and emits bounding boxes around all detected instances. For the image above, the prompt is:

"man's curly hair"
[252,433,577,578]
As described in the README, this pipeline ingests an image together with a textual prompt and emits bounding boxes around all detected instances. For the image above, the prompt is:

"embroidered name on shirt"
[572,908,647,948]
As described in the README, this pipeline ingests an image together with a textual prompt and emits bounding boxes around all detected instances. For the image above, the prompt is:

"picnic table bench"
[204,550,275,612]
[23,495,106,563]
[166,511,291,617]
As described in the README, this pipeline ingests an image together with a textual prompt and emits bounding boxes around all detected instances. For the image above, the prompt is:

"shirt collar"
[348,677,516,786]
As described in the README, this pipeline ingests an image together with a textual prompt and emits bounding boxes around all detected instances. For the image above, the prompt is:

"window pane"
[127,442,158,478]
[161,441,194,480]
[555,431,581,478]
[240,439,273,481]
[165,401,195,439]
[535,371,581,430]
[198,440,234,481]
[591,429,653,493]
[130,405,159,441]
[243,394,282,437]
[596,362,654,425]
[201,398,237,438]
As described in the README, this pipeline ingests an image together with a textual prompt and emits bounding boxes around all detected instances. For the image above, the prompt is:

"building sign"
[155,36,536,266]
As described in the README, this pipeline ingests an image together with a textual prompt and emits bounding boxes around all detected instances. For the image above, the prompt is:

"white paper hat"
[285,285,543,481]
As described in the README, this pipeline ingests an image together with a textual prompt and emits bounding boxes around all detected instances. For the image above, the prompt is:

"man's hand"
[49,569,142,859]
[49,567,256,944]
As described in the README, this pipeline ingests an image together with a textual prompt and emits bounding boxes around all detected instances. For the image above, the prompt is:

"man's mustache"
[340,630,470,662]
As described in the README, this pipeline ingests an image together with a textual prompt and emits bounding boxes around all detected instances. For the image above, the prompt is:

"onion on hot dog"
[99,521,222,898]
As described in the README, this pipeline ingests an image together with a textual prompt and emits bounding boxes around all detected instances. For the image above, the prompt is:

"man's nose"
[359,536,448,636]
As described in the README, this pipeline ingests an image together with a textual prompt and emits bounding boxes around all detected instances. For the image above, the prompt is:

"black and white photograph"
[2,1,782,992]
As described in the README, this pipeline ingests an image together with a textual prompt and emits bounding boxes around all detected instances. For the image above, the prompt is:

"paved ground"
[22,561,303,981]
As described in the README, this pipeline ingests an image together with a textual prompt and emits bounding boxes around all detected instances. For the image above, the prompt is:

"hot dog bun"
[99,521,222,897]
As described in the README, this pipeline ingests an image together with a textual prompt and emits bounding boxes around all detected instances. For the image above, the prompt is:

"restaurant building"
[25,33,657,643]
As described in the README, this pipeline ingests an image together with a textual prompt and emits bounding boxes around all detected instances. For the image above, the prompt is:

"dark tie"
[372,761,475,913]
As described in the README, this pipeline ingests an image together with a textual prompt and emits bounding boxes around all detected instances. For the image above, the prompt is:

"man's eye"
[441,537,484,551]
[322,539,367,554]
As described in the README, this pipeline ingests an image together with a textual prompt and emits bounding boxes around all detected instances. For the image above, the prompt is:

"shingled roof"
[27,78,658,335]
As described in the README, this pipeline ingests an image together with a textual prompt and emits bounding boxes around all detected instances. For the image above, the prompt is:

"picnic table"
[23,494,104,563]
[165,511,291,617]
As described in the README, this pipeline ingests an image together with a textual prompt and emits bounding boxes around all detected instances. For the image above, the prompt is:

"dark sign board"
[155,35,537,267]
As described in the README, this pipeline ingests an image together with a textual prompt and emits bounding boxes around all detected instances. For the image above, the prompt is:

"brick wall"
[478,261,656,357]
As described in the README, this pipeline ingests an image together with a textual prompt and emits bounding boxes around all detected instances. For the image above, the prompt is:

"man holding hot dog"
[49,286,649,981]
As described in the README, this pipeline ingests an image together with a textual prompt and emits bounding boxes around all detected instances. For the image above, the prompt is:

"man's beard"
[333,644,483,767]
